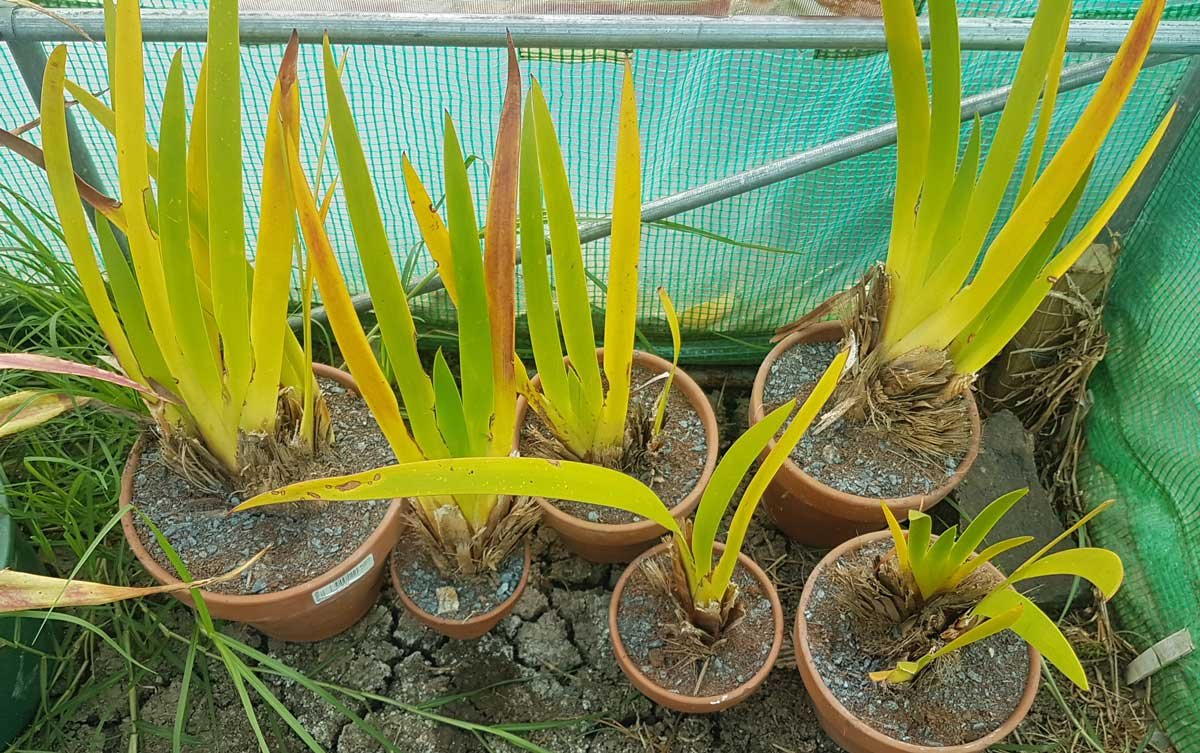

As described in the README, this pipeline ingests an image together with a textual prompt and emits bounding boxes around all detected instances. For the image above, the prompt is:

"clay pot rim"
[609,540,784,711]
[515,347,720,537]
[749,322,981,514]
[794,530,1042,753]
[119,362,403,608]
[389,539,532,631]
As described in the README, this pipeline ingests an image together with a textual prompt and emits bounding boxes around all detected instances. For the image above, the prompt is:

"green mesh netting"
[0,1,1190,364]
[1079,114,1200,752]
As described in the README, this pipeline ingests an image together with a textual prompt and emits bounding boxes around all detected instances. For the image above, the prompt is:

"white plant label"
[312,554,375,605]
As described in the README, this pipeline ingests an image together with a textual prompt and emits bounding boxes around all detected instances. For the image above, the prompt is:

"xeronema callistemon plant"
[515,56,674,468]
[233,349,850,637]
[774,0,1174,458]
[0,0,329,493]
[862,491,1121,689]
[278,36,531,577]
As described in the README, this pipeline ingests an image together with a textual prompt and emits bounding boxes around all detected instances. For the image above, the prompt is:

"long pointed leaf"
[206,0,251,417]
[702,348,849,603]
[279,96,423,464]
[880,0,930,291]
[157,50,223,415]
[0,353,168,401]
[893,0,1164,357]
[691,399,793,579]
[950,108,1174,373]
[529,79,602,436]
[243,35,300,431]
[948,488,1029,572]
[443,114,494,456]
[518,96,571,428]
[38,46,144,384]
[975,587,1087,689]
[483,38,523,457]
[595,58,641,452]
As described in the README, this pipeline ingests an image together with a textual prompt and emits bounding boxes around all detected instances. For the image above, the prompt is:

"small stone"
[586,511,600,522]
[435,586,459,615]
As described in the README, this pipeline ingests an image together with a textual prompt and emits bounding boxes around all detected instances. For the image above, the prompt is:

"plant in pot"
[236,348,849,710]
[750,0,1173,546]
[0,3,399,642]
[274,38,534,640]
[513,59,720,563]
[795,489,1123,753]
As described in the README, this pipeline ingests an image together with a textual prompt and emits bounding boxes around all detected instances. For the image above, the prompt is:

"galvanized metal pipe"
[2,7,1200,54]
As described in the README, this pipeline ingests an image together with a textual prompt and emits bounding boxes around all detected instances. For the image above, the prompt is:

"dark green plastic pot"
[0,468,56,748]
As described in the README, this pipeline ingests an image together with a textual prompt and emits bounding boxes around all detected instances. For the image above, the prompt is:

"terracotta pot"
[609,541,783,713]
[513,348,720,563]
[390,540,531,640]
[749,322,981,547]
[119,363,404,643]
[795,530,1041,753]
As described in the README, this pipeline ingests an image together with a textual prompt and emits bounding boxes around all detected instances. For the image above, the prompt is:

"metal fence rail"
[2,7,1200,53]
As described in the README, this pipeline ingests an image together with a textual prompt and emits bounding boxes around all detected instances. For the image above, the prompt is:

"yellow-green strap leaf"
[976,587,1088,689]
[702,348,849,603]
[948,536,1035,588]
[880,0,930,289]
[156,50,223,414]
[881,503,911,575]
[323,38,446,461]
[39,46,144,385]
[206,0,251,418]
[442,114,494,457]
[529,79,602,431]
[595,58,641,452]
[652,287,681,436]
[1010,548,1123,600]
[280,103,423,465]
[235,457,685,548]
[692,399,794,580]
[950,108,1174,374]
[518,95,571,426]
[400,157,457,304]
